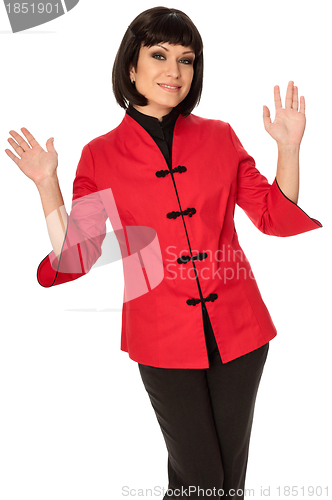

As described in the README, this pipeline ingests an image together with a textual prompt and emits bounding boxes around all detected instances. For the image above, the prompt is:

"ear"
[129,64,136,81]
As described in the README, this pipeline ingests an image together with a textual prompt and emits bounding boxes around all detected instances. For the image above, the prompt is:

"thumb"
[262,105,271,131]
[46,137,57,154]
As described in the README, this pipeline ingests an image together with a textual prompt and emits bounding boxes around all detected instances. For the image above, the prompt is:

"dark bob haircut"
[112,6,204,117]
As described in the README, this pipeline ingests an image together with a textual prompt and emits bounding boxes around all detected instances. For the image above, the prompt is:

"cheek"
[135,64,156,87]
[185,70,194,88]
[184,68,194,85]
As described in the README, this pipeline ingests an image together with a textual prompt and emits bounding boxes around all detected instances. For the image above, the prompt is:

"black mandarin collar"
[126,104,180,140]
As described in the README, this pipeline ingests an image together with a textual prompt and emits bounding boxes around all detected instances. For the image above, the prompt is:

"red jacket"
[37,113,322,368]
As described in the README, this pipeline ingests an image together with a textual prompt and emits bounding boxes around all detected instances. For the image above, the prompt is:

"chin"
[158,97,183,107]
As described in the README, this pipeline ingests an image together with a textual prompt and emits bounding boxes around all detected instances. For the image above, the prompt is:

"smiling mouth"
[158,84,182,89]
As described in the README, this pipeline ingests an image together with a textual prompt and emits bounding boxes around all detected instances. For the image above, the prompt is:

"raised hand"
[263,81,306,147]
[5,127,58,187]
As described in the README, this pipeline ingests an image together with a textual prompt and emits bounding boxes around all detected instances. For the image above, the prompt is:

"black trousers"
[138,304,269,500]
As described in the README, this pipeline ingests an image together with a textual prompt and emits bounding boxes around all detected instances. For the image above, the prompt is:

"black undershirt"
[126,105,219,360]
[126,104,178,168]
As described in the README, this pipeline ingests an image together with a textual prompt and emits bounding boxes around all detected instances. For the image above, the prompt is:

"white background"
[0,0,331,499]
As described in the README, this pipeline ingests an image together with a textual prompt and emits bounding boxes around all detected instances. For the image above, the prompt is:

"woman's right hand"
[5,127,58,187]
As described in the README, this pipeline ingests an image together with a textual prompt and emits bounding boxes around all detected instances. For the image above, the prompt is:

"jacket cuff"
[37,245,86,288]
[268,178,322,236]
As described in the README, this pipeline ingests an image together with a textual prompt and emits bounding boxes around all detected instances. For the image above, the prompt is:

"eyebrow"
[154,44,195,55]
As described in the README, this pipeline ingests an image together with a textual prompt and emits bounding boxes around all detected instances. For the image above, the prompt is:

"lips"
[158,83,182,89]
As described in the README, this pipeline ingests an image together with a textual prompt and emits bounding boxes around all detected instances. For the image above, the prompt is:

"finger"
[292,86,298,111]
[285,80,294,109]
[20,127,41,149]
[8,128,34,152]
[9,127,39,151]
[262,105,272,130]
[7,137,25,155]
[46,137,57,154]
[299,95,305,115]
[4,147,20,166]
[274,85,282,109]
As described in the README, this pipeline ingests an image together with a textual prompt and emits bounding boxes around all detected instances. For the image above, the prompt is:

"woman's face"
[129,42,195,120]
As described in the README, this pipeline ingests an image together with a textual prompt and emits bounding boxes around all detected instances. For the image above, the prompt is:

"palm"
[20,144,57,180]
[263,81,306,146]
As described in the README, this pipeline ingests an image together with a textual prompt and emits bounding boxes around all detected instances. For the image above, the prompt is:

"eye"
[152,53,165,60]
[179,58,194,65]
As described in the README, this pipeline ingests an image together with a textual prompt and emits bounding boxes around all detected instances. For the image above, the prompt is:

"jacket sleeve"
[228,123,322,236]
[37,144,108,287]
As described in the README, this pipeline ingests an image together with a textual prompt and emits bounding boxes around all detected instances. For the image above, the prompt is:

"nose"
[165,58,181,79]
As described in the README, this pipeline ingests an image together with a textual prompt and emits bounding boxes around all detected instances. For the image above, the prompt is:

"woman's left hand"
[263,81,306,147]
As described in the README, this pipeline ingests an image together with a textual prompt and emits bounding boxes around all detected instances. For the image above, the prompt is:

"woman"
[5,7,322,500]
